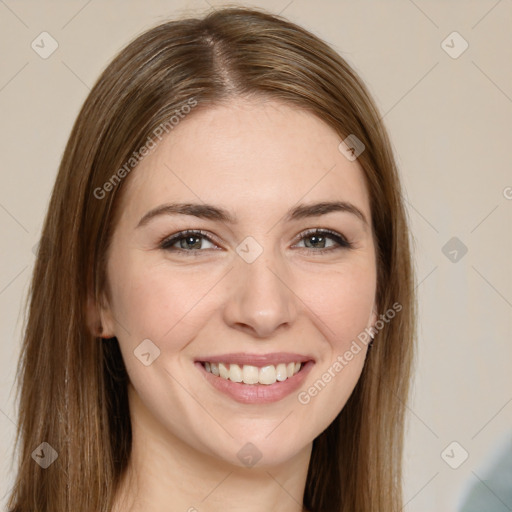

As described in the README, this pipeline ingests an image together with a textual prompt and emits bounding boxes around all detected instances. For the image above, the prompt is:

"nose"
[222,246,298,338]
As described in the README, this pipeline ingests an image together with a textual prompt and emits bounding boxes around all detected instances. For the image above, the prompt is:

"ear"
[86,290,116,339]
[368,304,378,331]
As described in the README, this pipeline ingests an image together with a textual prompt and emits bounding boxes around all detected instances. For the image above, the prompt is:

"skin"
[92,97,378,512]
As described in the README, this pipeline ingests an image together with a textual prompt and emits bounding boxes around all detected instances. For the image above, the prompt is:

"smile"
[201,361,303,385]
[195,353,314,404]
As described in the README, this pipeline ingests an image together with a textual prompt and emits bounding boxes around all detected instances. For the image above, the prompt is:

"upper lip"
[196,352,314,367]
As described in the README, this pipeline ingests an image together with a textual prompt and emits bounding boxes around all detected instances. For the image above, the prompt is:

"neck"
[112,383,312,512]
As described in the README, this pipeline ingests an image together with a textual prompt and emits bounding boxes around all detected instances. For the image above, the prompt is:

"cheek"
[294,267,375,427]
[303,261,376,348]
[106,258,205,348]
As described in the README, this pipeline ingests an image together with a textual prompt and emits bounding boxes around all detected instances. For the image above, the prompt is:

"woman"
[8,6,415,512]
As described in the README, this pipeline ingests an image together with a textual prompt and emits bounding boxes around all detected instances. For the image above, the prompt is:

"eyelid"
[291,227,352,249]
[159,229,221,250]
[159,228,353,254]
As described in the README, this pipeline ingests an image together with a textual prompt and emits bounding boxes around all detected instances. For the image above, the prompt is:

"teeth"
[219,363,229,379]
[276,363,287,382]
[203,361,303,384]
[242,365,259,384]
[259,365,276,385]
[229,363,243,383]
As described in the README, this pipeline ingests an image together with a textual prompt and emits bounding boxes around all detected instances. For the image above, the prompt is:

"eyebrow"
[136,200,369,229]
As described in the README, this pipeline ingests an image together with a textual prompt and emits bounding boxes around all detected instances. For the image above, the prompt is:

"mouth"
[200,360,304,385]
[194,353,314,404]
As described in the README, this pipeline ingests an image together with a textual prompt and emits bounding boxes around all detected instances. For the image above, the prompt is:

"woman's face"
[99,97,377,468]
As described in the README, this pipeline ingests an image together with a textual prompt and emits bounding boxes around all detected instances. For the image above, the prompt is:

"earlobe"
[368,305,378,331]
[366,305,378,349]
[86,291,116,338]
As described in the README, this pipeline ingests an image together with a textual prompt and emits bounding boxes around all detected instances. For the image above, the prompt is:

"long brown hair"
[7,6,415,511]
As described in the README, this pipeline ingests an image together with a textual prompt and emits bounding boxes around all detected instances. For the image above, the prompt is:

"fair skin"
[94,97,377,512]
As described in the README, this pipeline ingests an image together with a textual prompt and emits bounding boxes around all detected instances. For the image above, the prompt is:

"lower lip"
[195,361,314,404]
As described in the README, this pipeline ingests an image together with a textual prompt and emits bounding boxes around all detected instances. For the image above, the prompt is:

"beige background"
[1,1,511,510]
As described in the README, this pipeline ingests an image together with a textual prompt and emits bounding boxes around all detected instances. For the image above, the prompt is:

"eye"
[159,228,353,256]
[293,228,353,254]
[160,230,218,254]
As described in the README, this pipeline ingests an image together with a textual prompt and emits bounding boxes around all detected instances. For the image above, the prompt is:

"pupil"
[182,236,200,249]
[307,235,324,248]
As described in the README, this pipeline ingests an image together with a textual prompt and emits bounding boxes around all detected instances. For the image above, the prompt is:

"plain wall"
[1,1,511,510]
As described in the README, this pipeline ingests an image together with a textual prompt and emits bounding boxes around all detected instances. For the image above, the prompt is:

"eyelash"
[159,228,353,256]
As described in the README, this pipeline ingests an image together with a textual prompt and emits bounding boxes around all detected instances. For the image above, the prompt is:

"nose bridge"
[223,237,297,336]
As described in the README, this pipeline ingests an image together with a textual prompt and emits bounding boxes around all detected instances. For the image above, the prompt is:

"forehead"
[116,98,370,226]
